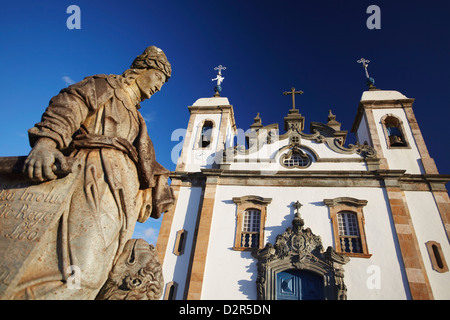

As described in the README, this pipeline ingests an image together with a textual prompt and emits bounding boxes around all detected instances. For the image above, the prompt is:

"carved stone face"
[135,69,167,101]
[95,238,163,300]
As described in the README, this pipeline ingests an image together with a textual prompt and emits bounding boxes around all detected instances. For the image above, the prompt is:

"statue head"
[123,46,171,101]
[130,46,172,81]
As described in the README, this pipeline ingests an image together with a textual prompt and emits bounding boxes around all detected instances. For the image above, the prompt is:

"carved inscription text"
[0,185,62,242]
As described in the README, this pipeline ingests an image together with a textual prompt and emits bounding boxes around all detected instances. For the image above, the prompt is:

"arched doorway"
[276,269,324,300]
[252,203,349,300]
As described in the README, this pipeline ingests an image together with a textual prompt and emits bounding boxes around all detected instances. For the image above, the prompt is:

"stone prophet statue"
[5,46,174,299]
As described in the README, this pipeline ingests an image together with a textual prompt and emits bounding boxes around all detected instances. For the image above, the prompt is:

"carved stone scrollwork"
[353,142,377,159]
[223,119,377,163]
[95,238,163,300]
[322,137,377,159]
[252,207,349,300]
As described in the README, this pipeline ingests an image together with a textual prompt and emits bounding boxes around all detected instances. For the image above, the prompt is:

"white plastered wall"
[161,186,203,300]
[356,113,371,146]
[200,185,408,300]
[404,191,450,299]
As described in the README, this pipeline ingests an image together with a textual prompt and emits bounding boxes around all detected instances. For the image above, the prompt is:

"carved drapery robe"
[12,74,173,299]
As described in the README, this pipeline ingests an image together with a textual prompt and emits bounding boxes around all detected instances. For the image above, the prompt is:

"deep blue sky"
[1,1,449,244]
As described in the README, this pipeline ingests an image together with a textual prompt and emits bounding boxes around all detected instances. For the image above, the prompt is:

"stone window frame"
[279,147,312,169]
[232,196,272,251]
[163,281,178,300]
[426,241,449,273]
[194,119,215,150]
[324,197,372,258]
[380,114,411,149]
[173,229,188,256]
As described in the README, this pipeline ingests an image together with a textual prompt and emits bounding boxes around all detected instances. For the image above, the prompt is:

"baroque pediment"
[222,118,376,161]
[253,211,348,266]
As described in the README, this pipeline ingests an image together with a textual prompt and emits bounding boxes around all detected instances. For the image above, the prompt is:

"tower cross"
[357,58,376,88]
[293,201,303,217]
[283,87,304,109]
[357,58,371,79]
[214,65,226,75]
[212,65,226,96]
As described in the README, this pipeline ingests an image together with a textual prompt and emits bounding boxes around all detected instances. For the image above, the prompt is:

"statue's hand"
[23,138,69,181]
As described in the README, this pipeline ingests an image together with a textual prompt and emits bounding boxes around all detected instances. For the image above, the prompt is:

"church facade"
[156,86,450,300]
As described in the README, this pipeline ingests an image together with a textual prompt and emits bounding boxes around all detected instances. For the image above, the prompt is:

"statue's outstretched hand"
[23,138,69,181]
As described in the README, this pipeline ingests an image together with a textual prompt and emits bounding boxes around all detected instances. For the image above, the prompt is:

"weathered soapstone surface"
[95,238,163,300]
[0,156,79,299]
[0,46,173,300]
[0,161,163,300]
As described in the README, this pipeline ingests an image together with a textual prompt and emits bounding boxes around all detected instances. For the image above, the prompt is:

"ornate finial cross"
[214,64,226,75]
[292,201,304,229]
[283,87,304,109]
[212,65,226,96]
[357,58,371,79]
[293,201,302,216]
[357,58,375,88]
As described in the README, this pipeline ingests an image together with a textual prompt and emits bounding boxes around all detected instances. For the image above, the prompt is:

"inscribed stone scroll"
[0,157,79,299]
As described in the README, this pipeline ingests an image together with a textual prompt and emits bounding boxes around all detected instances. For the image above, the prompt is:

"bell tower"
[352,58,438,174]
[351,88,438,175]
[157,66,237,299]
[174,95,236,172]
[350,60,448,300]
[174,65,236,172]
